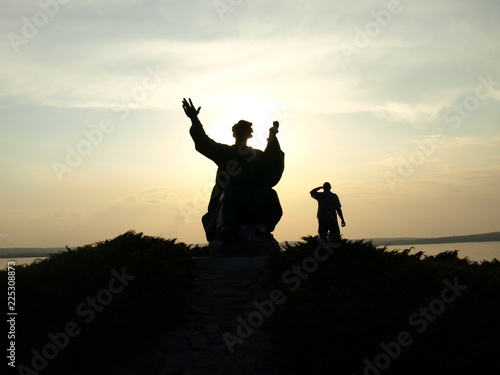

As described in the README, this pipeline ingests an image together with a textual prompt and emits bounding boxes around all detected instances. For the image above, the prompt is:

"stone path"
[68,257,281,375]
[156,258,280,375]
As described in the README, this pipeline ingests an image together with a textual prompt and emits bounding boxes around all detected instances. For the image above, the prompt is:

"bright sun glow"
[203,92,282,150]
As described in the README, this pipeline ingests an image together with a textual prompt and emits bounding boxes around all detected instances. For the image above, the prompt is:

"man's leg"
[328,217,341,242]
[318,217,328,242]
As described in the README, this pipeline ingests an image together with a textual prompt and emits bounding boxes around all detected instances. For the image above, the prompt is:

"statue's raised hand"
[182,98,201,119]
[268,120,279,141]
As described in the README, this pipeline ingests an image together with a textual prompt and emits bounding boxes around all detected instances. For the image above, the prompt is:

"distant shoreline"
[0,248,65,259]
[365,231,500,246]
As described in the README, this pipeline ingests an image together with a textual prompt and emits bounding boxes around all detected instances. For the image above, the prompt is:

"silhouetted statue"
[310,182,346,242]
[182,98,284,251]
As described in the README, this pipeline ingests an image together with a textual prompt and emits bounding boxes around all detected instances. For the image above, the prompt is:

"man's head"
[323,182,331,191]
[232,120,253,142]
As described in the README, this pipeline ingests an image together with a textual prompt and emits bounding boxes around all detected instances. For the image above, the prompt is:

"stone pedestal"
[208,238,280,256]
[198,239,280,272]
[195,256,268,273]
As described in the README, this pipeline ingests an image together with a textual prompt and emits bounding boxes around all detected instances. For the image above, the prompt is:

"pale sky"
[1,0,499,247]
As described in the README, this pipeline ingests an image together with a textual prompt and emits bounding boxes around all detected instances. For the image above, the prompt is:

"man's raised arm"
[310,186,322,197]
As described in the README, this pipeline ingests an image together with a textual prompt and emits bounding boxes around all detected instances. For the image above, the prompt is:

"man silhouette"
[310,182,346,242]
[182,98,284,243]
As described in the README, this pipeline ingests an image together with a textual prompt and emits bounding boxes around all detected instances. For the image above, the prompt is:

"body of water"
[384,241,500,262]
[0,256,48,270]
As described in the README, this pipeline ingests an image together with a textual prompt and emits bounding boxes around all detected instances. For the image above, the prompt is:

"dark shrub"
[1,231,196,372]
[267,236,500,374]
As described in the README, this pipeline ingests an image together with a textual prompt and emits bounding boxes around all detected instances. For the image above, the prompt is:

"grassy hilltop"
[1,231,499,374]
[268,236,500,374]
[1,231,197,373]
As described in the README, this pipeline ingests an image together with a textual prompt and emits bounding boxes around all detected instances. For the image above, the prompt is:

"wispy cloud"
[124,188,174,204]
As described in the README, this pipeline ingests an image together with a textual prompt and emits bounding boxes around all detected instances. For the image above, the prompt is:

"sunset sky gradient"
[1,0,499,247]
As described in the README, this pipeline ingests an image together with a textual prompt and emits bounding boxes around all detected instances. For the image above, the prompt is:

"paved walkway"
[70,257,281,375]
[156,258,280,375]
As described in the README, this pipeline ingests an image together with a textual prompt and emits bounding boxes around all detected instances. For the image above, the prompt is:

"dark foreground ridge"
[1,231,499,374]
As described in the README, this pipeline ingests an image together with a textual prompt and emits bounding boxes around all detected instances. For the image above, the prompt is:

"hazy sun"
[203,92,281,149]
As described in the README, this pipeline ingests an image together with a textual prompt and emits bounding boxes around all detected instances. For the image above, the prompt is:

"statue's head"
[323,182,331,191]
[232,120,253,141]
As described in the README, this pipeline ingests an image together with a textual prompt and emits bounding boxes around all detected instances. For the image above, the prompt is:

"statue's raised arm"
[182,98,225,162]
[260,120,284,188]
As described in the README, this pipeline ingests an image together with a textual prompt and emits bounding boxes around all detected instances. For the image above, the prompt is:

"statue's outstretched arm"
[182,98,223,161]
